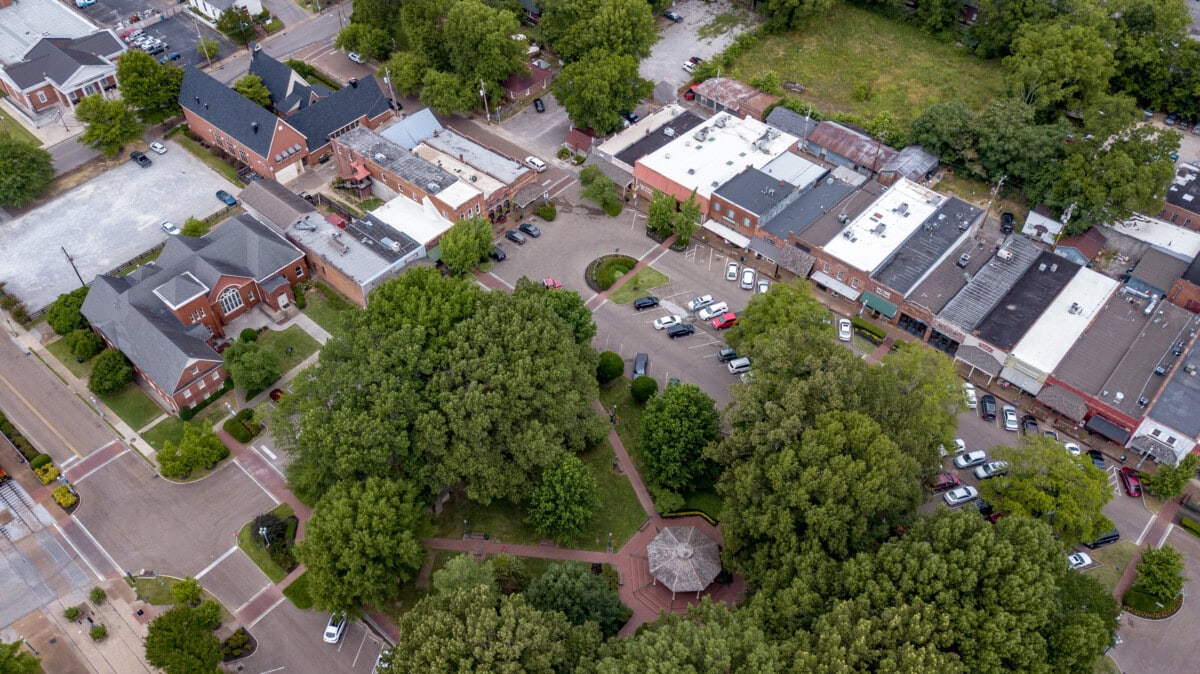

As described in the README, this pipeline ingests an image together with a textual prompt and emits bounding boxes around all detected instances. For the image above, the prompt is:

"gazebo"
[646,526,722,599]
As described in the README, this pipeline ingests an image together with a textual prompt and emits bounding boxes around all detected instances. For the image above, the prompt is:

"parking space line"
[72,448,130,484]
[71,519,124,579]
[351,628,369,667]
[1156,523,1175,548]
[1135,516,1157,546]
[234,583,275,614]
[195,545,238,580]
[233,459,282,506]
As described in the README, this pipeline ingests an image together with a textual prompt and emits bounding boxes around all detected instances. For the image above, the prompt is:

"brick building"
[1160,163,1200,231]
[1168,255,1200,313]
[0,31,125,117]
[81,216,306,414]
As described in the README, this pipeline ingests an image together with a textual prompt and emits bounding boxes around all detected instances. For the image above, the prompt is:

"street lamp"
[258,526,269,547]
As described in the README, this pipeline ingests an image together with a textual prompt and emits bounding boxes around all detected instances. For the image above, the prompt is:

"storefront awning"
[861,290,898,319]
[810,271,860,301]
[703,219,751,249]
[1085,415,1131,445]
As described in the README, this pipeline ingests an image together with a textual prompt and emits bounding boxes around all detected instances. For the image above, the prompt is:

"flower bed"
[1123,587,1183,619]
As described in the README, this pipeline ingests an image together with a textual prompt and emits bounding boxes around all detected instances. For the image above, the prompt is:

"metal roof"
[423,128,531,185]
[975,253,1081,351]
[806,121,898,171]
[1147,334,1200,438]
[380,108,444,149]
[336,127,460,195]
[938,236,1042,330]
[0,0,96,65]
[872,197,981,295]
[880,145,938,181]
[614,110,705,167]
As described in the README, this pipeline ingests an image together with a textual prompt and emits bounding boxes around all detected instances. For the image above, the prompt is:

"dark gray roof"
[975,253,1081,350]
[938,236,1042,330]
[248,49,316,113]
[1053,294,1197,419]
[873,197,981,295]
[906,237,992,313]
[794,180,886,249]
[955,344,1004,376]
[881,145,939,181]
[1166,164,1200,216]
[1129,248,1188,297]
[749,237,783,259]
[713,168,793,216]
[239,179,315,231]
[766,106,815,138]
[1185,254,1200,285]
[81,216,303,393]
[4,32,122,90]
[615,111,705,167]
[335,127,459,195]
[288,76,391,152]
[1149,335,1200,437]
[1035,386,1089,421]
[760,178,856,243]
[180,66,286,159]
[586,157,633,187]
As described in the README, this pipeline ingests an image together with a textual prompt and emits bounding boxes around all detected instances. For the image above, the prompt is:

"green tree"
[76,96,145,158]
[1134,545,1187,602]
[581,171,621,214]
[579,163,602,187]
[646,190,676,238]
[639,383,719,490]
[596,351,624,383]
[597,598,786,672]
[334,23,392,61]
[0,135,54,208]
[180,217,207,237]
[1109,0,1190,108]
[233,74,272,108]
[440,216,493,275]
[1005,18,1115,113]
[973,98,1066,184]
[196,38,219,60]
[1047,570,1121,673]
[723,278,831,353]
[157,423,229,479]
[115,50,183,123]
[916,0,962,32]
[379,51,428,96]
[216,8,255,45]
[1145,453,1200,499]
[222,340,279,395]
[525,562,632,637]
[491,554,531,594]
[553,52,652,134]
[296,477,430,614]
[66,329,104,362]
[432,554,498,595]
[170,577,203,607]
[755,0,838,32]
[630,375,657,403]
[512,277,596,345]
[419,69,476,115]
[527,453,600,544]
[541,0,659,63]
[909,101,974,165]
[971,0,1059,58]
[673,191,701,245]
[47,287,88,335]
[143,602,222,674]
[977,437,1113,545]
[88,349,133,395]
[0,639,40,674]
[443,0,527,86]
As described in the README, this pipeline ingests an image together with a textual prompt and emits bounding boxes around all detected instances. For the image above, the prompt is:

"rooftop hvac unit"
[1114,392,1125,403]
[294,220,317,231]
[1138,397,1149,407]
[375,153,386,162]
[895,202,909,215]
[329,235,348,254]
[694,128,708,142]
[380,237,402,252]
[664,127,675,137]
[1038,262,1047,272]
[426,182,440,192]
[996,248,1013,261]
[1186,363,1197,375]
[1049,263,1058,272]
[714,115,727,128]
[1069,303,1081,315]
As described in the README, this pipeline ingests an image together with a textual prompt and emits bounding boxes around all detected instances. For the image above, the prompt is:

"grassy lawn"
[732,4,1005,123]
[100,385,162,432]
[258,325,320,373]
[172,132,245,187]
[0,108,41,146]
[1094,655,1120,674]
[282,571,313,609]
[609,267,669,304]
[935,172,1028,218]
[237,503,295,584]
[45,337,93,379]
[1122,586,1180,614]
[141,396,232,452]
[130,577,234,623]
[303,283,355,335]
[1084,541,1139,594]
[698,7,752,39]
[435,494,538,546]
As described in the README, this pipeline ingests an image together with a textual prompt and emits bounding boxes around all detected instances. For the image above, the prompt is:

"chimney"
[252,122,259,133]
[204,103,208,110]
[194,96,200,104]
[349,78,358,88]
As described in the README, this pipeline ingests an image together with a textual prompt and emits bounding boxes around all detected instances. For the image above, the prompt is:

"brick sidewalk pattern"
[1113,497,1183,600]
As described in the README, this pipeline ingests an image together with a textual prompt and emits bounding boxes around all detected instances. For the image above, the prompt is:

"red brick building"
[0,31,125,118]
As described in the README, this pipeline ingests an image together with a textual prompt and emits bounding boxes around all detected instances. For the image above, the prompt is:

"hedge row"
[662,509,719,526]
[851,315,886,340]
[1180,516,1200,539]
[0,410,39,461]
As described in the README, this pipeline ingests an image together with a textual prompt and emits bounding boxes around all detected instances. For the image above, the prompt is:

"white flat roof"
[637,112,799,200]
[0,0,96,65]
[412,145,504,200]
[1024,210,1062,244]
[761,152,827,189]
[822,178,945,273]
[1010,267,1118,373]
[288,214,398,286]
[1106,214,1200,261]
[372,195,455,247]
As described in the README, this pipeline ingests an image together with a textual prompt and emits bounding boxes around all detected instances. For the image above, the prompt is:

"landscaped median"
[237,503,300,584]
[608,267,669,305]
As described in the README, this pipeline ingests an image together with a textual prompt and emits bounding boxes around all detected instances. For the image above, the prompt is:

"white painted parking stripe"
[234,459,281,505]
[247,596,286,628]
[60,455,81,468]
[195,545,239,579]
[71,518,124,579]
[1135,516,1157,546]
[1157,523,1175,548]
[235,583,275,614]
[257,444,277,461]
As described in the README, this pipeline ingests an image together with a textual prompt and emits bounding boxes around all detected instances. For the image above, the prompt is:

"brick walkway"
[1113,497,1184,600]
[584,234,678,311]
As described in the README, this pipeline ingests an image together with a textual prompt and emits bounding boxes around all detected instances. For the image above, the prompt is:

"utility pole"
[192,14,212,69]
[981,175,1007,237]
[1052,202,1077,250]
[384,67,396,105]
[62,247,85,287]
[479,79,490,123]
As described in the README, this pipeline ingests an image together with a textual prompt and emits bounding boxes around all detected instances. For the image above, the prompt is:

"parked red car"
[684,89,696,101]
[930,472,960,492]
[1119,467,1142,497]
[712,312,737,329]
[269,388,286,402]
[542,278,562,289]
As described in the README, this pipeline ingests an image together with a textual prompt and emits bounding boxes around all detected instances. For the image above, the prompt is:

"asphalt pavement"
[49,137,101,175]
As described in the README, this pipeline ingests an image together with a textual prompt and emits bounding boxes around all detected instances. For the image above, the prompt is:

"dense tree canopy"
[433,554,498,595]
[553,52,652,135]
[443,0,528,93]
[525,563,631,637]
[1005,18,1115,113]
[76,96,145,158]
[513,277,596,345]
[157,422,228,479]
[1134,545,1187,601]
[296,477,429,614]
[116,50,183,123]
[1145,453,1200,499]
[440,216,494,275]
[540,0,658,63]
[639,383,720,490]
[47,287,88,336]
[0,640,40,674]
[88,349,133,395]
[233,74,272,108]
[0,135,54,208]
[143,601,222,674]
[526,453,599,544]
[755,0,838,32]
[222,340,279,395]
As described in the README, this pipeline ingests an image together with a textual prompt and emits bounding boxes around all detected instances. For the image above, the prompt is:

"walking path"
[584,234,678,311]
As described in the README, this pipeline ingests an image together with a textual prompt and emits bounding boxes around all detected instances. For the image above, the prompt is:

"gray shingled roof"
[336,127,459,195]
[760,178,856,243]
[248,49,316,114]
[1129,248,1188,297]
[288,76,391,152]
[646,526,721,594]
[239,179,315,231]
[766,106,815,139]
[1148,337,1200,438]
[4,32,122,90]
[153,273,208,308]
[938,236,1042,331]
[1035,385,1089,421]
[180,66,286,159]
[873,197,980,295]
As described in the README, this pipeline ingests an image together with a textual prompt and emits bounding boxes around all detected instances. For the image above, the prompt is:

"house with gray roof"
[0,30,124,119]
[81,216,307,414]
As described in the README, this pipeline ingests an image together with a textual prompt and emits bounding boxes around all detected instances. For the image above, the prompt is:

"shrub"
[596,351,624,384]
[1180,516,1200,538]
[89,625,107,641]
[47,287,89,335]
[292,285,308,309]
[557,147,571,159]
[63,606,80,621]
[535,202,557,221]
[579,164,602,186]
[222,627,253,660]
[267,542,296,571]
[66,328,105,362]
[851,315,886,340]
[35,464,60,485]
[572,154,586,165]
[88,349,133,395]
[631,375,658,403]
[223,418,253,443]
[90,587,107,605]
[284,516,299,543]
[239,328,259,343]
[30,453,52,470]
[649,485,685,514]
[603,200,623,217]
[53,485,78,509]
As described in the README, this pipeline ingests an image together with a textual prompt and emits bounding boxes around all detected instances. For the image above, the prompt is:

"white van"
[727,357,751,375]
[525,156,547,172]
[963,383,978,409]
[697,302,728,321]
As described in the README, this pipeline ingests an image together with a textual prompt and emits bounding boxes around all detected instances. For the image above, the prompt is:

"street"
[207,11,350,86]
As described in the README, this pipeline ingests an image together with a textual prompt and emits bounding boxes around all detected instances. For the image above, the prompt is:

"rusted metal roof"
[807,121,898,171]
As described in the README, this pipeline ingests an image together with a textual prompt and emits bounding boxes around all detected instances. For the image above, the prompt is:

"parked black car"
[1087,449,1106,470]
[664,10,683,22]
[130,151,152,167]
[1021,415,1039,435]
[633,296,660,311]
[667,324,695,339]
[518,222,541,237]
[533,98,545,113]
[1084,528,1120,549]
[717,347,738,362]
[1001,212,1015,234]
[505,230,527,245]
[489,246,506,261]
[979,394,997,421]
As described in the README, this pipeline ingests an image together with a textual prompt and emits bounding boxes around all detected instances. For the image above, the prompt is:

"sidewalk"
[1113,497,1184,600]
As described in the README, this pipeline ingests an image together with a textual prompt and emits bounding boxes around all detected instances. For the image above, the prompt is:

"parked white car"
[974,460,1008,480]
[653,315,683,330]
[348,51,365,64]
[757,279,770,294]
[963,383,977,409]
[323,614,346,643]
[687,294,714,312]
[740,267,757,290]
[837,318,852,342]
[525,156,547,172]
[725,261,739,281]
[954,450,987,469]
[697,302,729,321]
[1064,442,1081,456]
[149,141,167,155]
[1067,552,1093,570]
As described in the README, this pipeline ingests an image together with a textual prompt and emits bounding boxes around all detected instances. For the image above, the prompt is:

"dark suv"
[979,394,997,421]
[130,151,152,167]
[667,324,695,339]
[717,347,738,363]
[633,296,659,310]
[1084,528,1120,549]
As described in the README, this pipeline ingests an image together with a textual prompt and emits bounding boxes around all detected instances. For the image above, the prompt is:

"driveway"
[238,602,387,674]
[1110,526,1200,672]
[641,0,758,94]
[0,140,237,310]
[69,451,276,579]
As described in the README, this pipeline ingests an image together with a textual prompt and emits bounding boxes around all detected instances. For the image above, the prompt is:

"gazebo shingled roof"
[646,526,721,595]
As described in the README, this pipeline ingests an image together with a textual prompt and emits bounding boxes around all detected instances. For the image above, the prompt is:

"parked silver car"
[1001,404,1019,431]
[943,486,979,507]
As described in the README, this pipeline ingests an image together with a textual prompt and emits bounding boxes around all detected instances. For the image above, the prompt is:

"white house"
[188,0,263,23]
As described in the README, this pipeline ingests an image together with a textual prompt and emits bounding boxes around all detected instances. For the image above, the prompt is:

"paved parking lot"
[78,2,232,71]
[501,92,573,164]
[239,602,387,674]
[0,140,237,310]
[641,0,757,94]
